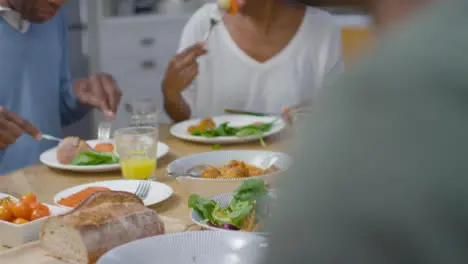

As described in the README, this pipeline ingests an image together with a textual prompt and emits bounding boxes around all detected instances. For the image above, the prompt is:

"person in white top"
[162,0,343,122]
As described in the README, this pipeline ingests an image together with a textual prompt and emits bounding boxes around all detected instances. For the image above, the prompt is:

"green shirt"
[264,0,468,263]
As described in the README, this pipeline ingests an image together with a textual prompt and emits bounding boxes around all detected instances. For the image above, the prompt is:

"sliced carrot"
[94,143,114,152]
[241,204,256,232]
[58,187,110,207]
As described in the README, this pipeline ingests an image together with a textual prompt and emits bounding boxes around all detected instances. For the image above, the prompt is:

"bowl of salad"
[188,179,274,234]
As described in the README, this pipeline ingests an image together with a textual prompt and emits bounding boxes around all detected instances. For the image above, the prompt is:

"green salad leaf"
[71,151,119,166]
[211,200,254,227]
[188,194,217,221]
[232,179,268,203]
[212,144,221,150]
[188,179,270,229]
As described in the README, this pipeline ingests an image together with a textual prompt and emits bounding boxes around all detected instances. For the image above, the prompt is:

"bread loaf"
[41,191,165,264]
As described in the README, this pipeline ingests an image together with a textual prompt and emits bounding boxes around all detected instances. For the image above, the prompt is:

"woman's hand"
[162,42,207,98]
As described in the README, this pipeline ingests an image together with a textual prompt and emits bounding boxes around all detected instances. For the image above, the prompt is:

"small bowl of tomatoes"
[0,192,68,247]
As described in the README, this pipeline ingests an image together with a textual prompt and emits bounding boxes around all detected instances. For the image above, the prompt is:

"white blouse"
[179,4,343,118]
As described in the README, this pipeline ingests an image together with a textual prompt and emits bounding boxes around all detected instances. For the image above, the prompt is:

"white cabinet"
[97,15,189,129]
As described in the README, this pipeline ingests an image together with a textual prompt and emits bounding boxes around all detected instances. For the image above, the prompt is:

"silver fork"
[135,181,151,200]
[40,134,62,142]
[203,18,219,42]
[97,121,112,140]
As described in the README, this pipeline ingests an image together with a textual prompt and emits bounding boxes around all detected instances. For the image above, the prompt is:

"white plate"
[40,139,170,172]
[170,115,286,144]
[53,180,173,209]
[0,193,69,247]
[97,231,267,264]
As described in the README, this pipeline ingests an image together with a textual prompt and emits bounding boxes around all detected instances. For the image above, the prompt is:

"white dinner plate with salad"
[54,180,174,209]
[170,115,286,144]
[40,139,169,172]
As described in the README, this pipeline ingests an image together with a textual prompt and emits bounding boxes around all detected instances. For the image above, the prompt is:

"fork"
[40,134,62,142]
[203,18,219,42]
[135,181,151,200]
[97,121,112,140]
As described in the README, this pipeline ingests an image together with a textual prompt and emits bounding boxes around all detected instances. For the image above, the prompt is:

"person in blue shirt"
[0,0,122,174]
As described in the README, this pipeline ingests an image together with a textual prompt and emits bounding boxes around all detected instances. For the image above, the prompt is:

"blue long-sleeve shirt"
[0,9,89,174]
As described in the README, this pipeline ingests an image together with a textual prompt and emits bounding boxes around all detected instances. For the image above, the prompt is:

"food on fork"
[218,0,241,14]
[201,160,280,179]
[57,137,93,164]
[41,191,165,264]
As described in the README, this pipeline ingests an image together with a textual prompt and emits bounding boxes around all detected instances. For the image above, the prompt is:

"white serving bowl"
[97,231,267,264]
[167,150,292,197]
[0,193,69,247]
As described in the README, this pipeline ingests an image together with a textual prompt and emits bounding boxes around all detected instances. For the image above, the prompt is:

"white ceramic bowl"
[97,231,267,264]
[0,193,69,247]
[167,150,292,197]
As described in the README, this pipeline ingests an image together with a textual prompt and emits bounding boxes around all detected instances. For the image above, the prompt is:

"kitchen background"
[63,0,371,139]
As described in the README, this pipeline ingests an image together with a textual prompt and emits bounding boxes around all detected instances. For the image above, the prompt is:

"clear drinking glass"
[125,99,159,127]
[114,126,159,180]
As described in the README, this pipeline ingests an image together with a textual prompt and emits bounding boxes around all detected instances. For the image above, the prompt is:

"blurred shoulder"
[303,7,337,31]
[49,7,68,34]
[300,7,341,48]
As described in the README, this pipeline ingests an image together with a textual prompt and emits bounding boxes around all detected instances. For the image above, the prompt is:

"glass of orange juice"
[114,126,159,180]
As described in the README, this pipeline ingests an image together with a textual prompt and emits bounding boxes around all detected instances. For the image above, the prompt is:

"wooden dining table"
[0,124,292,252]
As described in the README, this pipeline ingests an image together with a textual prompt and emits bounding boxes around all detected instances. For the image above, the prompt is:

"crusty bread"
[77,190,143,209]
[40,191,165,264]
[57,137,93,164]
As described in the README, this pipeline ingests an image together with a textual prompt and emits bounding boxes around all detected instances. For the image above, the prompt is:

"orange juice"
[121,157,157,180]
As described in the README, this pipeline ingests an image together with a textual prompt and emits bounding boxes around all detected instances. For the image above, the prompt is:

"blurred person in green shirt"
[263,0,468,263]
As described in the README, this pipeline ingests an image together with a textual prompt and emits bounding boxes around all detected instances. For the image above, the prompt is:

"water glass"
[125,99,159,127]
[114,126,159,180]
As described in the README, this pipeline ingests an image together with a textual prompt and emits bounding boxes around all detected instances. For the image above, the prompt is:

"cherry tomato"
[30,209,49,221]
[20,193,37,205]
[12,201,32,220]
[31,203,50,215]
[0,205,13,222]
[13,218,29,225]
